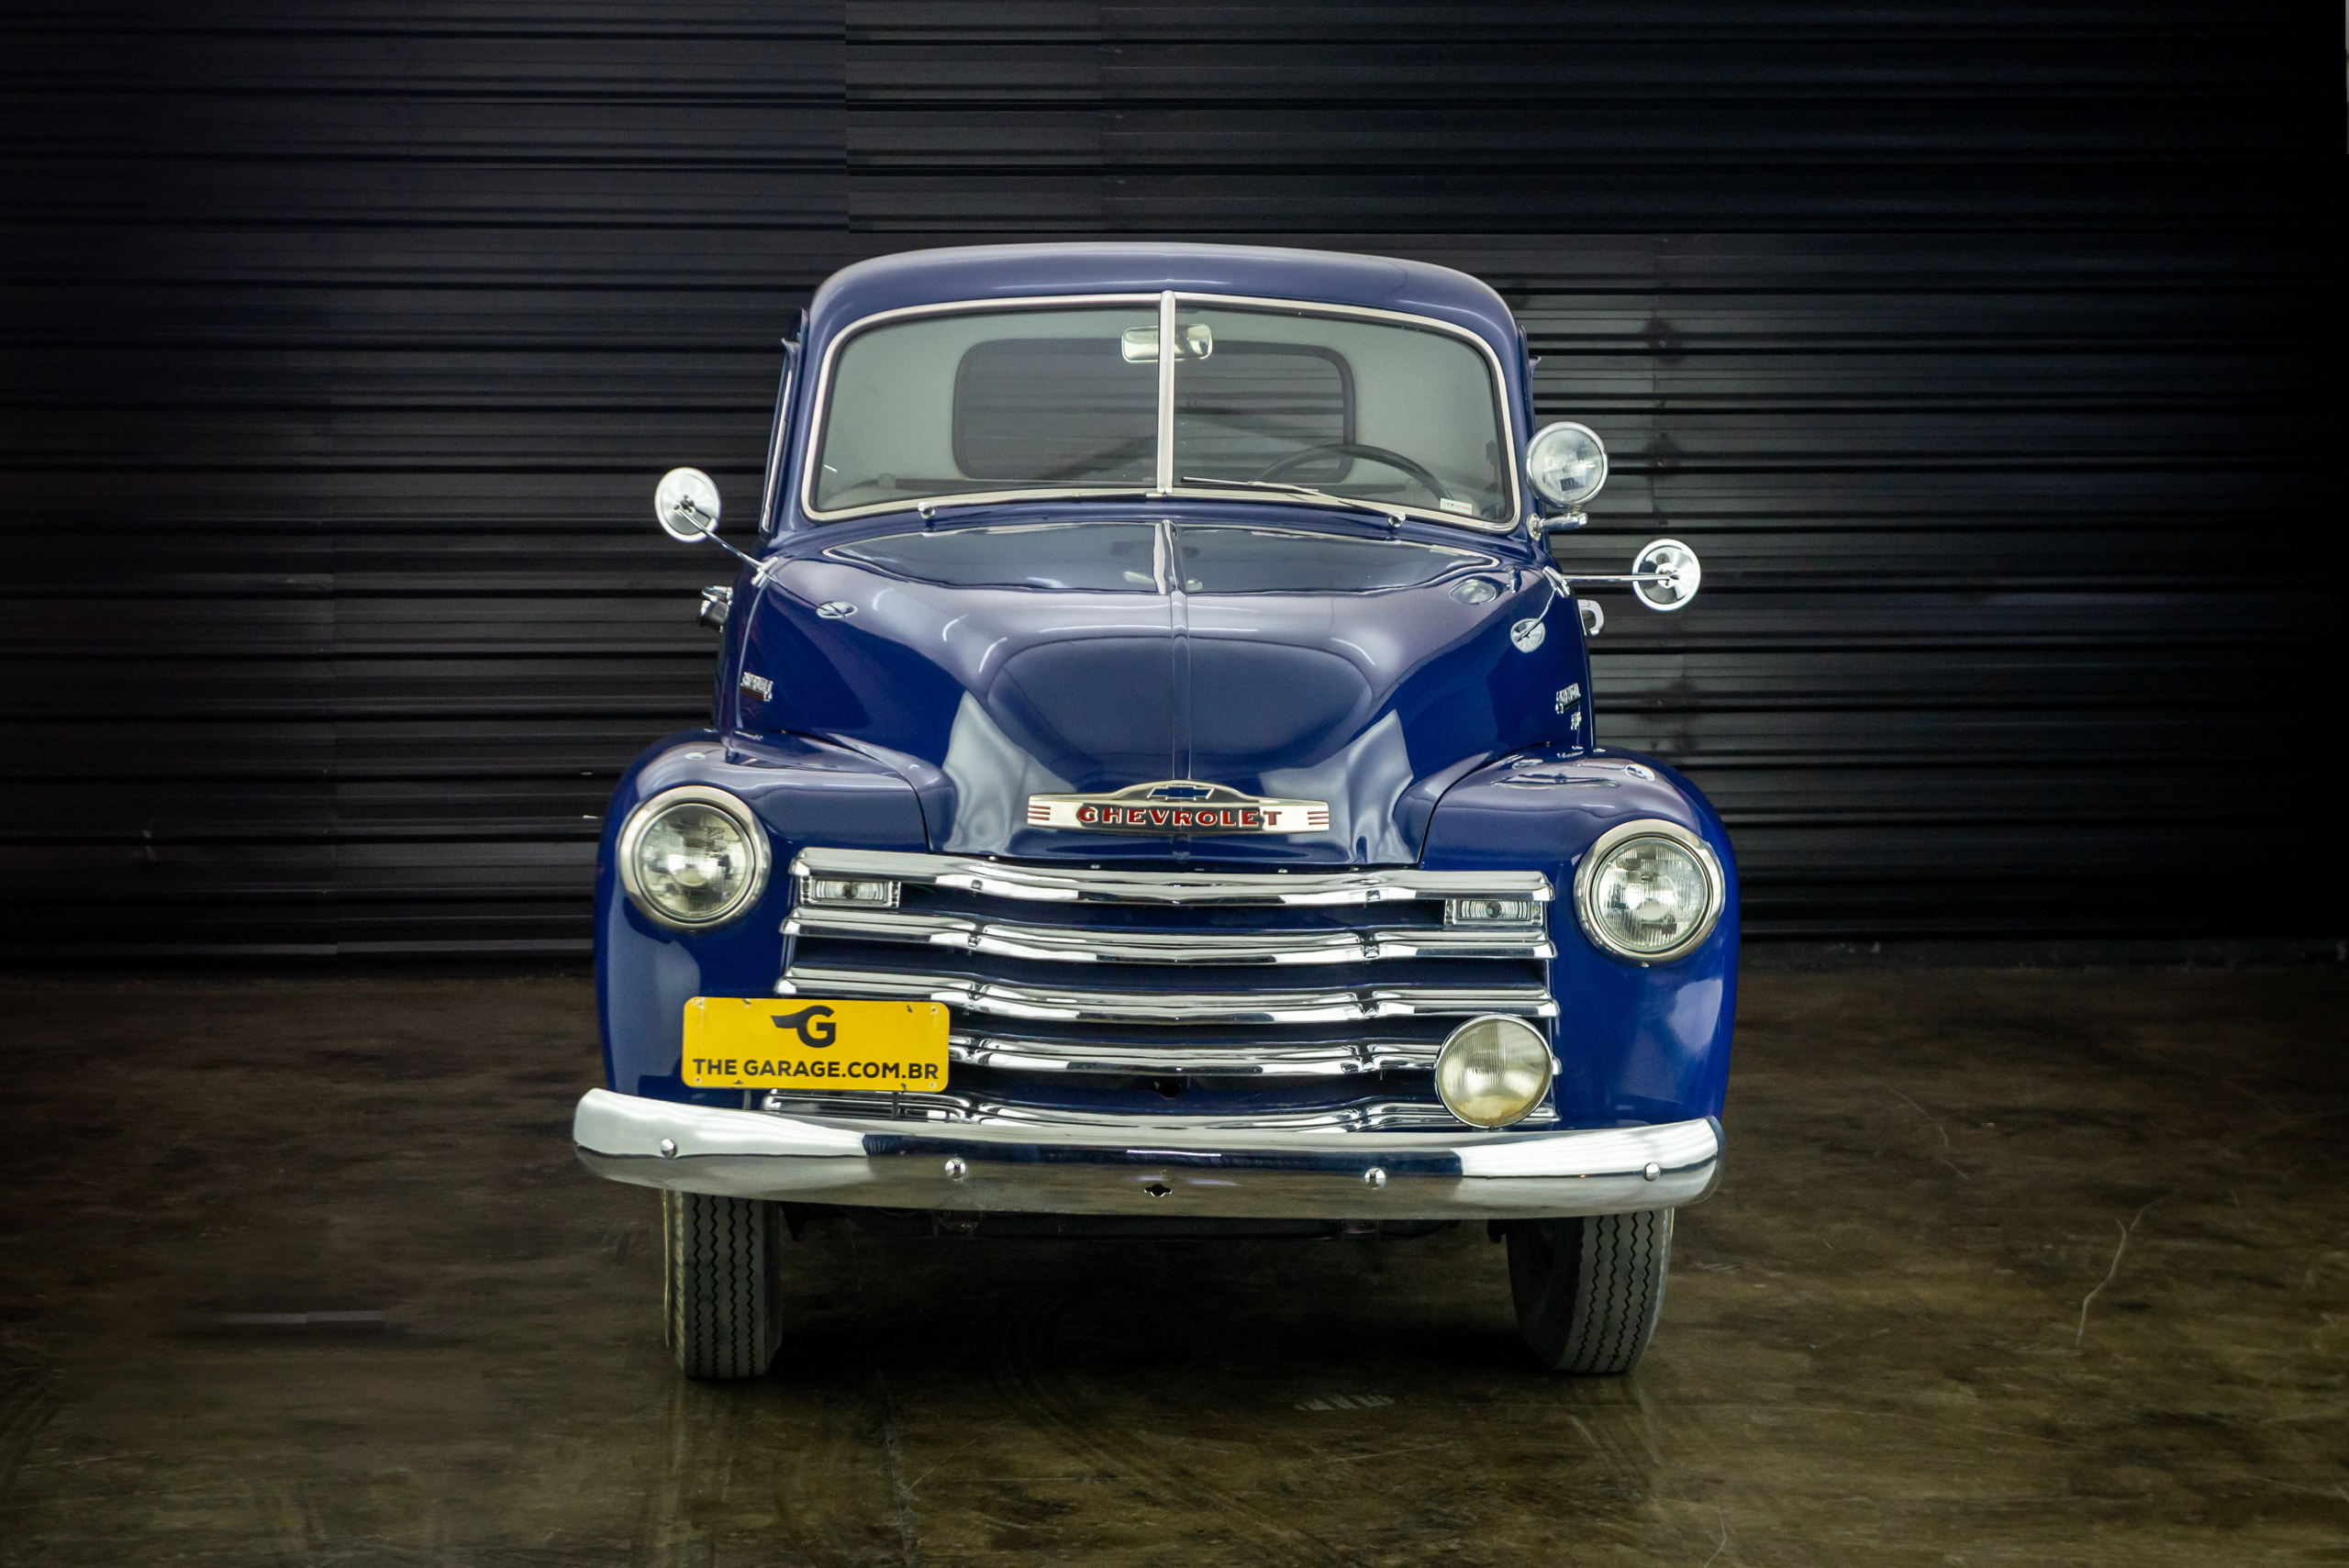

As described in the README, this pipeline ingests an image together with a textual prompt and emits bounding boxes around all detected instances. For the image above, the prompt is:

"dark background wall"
[3,2,2338,956]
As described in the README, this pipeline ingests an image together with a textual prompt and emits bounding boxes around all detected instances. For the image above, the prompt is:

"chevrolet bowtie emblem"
[1027,780,1330,835]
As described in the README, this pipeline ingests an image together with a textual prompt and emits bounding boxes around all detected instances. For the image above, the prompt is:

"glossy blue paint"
[596,730,929,1105]
[1420,750,1739,1126]
[596,242,1731,1136]
[730,506,1575,862]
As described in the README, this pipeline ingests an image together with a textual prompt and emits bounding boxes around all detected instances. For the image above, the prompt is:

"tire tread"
[662,1190,782,1379]
[1508,1208,1672,1374]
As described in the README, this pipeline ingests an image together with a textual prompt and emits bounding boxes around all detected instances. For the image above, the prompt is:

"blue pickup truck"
[573,243,1732,1379]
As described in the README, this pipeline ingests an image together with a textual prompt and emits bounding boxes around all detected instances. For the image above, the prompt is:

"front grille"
[778,849,1557,1116]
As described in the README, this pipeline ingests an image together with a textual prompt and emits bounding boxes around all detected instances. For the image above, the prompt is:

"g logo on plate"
[770,1005,838,1047]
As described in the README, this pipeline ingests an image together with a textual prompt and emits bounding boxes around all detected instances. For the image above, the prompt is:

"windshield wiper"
[843,486,1160,523]
[1175,475,1406,524]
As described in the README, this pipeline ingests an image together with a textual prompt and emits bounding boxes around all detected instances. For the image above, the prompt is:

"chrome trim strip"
[797,290,1522,532]
[1572,817,1728,965]
[785,906,1553,964]
[573,1089,1723,1220]
[945,1029,1443,1076]
[756,339,797,536]
[774,966,1558,1023]
[791,848,1551,908]
[1154,289,1176,493]
[759,1089,1539,1131]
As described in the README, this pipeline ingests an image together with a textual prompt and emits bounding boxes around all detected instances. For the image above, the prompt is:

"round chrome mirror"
[655,467,723,542]
[1526,421,1609,508]
[1631,538,1701,612]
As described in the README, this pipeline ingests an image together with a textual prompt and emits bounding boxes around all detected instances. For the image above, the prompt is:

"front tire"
[662,1191,783,1379]
[1506,1209,1673,1373]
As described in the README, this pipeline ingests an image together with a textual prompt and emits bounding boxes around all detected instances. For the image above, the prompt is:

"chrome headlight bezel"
[1573,817,1726,964]
[615,784,772,932]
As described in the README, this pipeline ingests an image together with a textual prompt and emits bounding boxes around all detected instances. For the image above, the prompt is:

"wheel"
[1506,1209,1673,1373]
[662,1190,783,1379]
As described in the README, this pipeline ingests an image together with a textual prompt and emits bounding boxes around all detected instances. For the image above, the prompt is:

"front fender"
[595,729,930,1105]
[1419,749,1738,1128]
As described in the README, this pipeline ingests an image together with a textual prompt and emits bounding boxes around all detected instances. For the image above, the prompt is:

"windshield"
[806,297,1515,527]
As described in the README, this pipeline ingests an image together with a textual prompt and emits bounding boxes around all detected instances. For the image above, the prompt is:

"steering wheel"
[1251,441,1452,505]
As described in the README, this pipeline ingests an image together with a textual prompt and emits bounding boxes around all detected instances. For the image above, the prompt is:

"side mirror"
[653,466,770,589]
[1526,422,1608,538]
[655,467,723,541]
[1631,538,1701,612]
[1552,537,1703,612]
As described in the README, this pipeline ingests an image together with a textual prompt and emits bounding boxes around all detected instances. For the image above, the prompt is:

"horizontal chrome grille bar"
[792,849,1550,908]
[777,965,1558,1024]
[948,1029,1440,1077]
[785,906,1553,964]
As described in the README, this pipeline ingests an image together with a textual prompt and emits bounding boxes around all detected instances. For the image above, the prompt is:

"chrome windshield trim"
[775,965,1558,1023]
[791,849,1551,908]
[785,906,1554,964]
[946,1030,1443,1077]
[1153,289,1177,493]
[756,339,797,537]
[797,291,1520,531]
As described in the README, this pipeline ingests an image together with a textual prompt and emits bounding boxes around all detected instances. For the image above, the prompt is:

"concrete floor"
[0,967,2343,1566]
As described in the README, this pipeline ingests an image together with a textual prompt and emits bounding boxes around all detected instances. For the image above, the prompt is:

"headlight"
[1435,1016,1554,1128]
[1574,819,1724,962]
[616,785,770,930]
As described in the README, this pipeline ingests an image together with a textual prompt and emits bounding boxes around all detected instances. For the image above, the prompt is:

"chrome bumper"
[571,1088,1723,1220]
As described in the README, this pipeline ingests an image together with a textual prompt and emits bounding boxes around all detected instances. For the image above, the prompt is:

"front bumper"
[572,1088,1722,1220]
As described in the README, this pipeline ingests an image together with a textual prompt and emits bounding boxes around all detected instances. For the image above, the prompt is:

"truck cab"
[573,243,1733,1378]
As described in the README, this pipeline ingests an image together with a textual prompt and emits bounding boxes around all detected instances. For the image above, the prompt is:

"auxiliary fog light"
[803,876,899,908]
[1434,1016,1555,1129]
[1445,896,1542,926]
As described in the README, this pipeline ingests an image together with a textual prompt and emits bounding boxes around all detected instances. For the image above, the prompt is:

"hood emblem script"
[1027,780,1330,835]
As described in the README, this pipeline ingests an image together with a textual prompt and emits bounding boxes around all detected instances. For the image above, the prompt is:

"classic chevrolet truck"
[573,243,1732,1379]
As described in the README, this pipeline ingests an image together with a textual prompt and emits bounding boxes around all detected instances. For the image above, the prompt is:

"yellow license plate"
[681,997,949,1091]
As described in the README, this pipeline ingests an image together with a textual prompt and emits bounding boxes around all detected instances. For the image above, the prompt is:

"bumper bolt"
[1363,1166,1388,1189]
[657,1139,678,1160]
[1642,1162,1661,1182]
[942,1157,967,1181]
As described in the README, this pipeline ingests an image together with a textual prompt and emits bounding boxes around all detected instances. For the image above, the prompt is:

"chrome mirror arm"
[1547,539,1703,613]
[657,466,779,585]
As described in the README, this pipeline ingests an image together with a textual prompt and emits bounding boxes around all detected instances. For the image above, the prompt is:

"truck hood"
[739,515,1584,863]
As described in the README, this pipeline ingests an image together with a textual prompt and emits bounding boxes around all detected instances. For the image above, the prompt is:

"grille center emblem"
[1027,780,1330,835]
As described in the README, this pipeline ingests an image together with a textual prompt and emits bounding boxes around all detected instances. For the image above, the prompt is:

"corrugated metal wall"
[3,3,2336,954]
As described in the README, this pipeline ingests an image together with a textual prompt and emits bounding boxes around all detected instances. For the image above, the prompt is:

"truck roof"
[805,242,1525,373]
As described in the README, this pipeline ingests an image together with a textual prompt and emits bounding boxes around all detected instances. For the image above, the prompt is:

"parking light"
[803,877,900,908]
